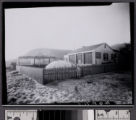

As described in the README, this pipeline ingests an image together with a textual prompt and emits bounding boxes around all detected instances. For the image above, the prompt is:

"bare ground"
[7,71,132,105]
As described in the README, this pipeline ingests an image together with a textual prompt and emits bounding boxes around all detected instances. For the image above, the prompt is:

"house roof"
[68,43,107,54]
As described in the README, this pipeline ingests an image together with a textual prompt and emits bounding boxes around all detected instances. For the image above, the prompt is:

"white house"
[64,43,117,65]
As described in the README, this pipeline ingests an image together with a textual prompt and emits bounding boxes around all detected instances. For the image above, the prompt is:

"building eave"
[64,50,95,56]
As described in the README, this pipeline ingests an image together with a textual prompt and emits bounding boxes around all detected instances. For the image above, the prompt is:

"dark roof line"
[68,43,108,54]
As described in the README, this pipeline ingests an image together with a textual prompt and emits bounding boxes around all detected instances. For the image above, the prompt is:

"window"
[96,52,101,59]
[35,58,49,65]
[69,54,76,64]
[103,53,108,61]
[77,53,83,64]
[84,52,92,64]
[49,58,55,63]
[65,57,68,61]
[111,54,115,60]
[43,58,50,64]
[111,53,117,62]
[20,58,33,65]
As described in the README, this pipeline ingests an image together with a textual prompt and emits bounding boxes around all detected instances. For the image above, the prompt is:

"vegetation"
[7,71,132,105]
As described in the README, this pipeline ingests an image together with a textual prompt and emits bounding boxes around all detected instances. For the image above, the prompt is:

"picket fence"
[43,67,78,84]
[17,64,118,84]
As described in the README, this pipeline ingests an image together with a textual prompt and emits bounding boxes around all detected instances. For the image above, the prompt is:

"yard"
[7,71,132,105]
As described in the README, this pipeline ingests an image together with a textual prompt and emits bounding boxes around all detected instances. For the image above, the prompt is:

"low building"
[64,43,117,65]
[17,56,56,67]
[16,56,57,84]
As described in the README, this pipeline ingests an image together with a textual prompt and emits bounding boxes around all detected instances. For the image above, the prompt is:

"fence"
[79,64,117,76]
[43,67,77,84]
[16,64,118,84]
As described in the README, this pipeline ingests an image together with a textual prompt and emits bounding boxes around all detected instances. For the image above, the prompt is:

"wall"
[92,51,96,64]
[16,66,44,84]
[95,43,115,64]
[64,44,116,65]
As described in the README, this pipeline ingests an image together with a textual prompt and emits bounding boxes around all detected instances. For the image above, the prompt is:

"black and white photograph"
[5,110,94,120]
[95,110,130,120]
[5,109,130,120]
[5,3,133,105]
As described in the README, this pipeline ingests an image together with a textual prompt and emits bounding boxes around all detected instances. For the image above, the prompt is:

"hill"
[25,48,72,59]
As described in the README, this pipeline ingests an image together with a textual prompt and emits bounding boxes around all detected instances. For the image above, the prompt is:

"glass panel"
[84,52,92,64]
[69,55,76,64]
[50,58,55,63]
[35,58,49,65]
[77,53,82,64]
[96,52,101,59]
[103,53,108,61]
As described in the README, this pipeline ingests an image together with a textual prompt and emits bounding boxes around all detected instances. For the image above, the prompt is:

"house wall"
[64,44,116,65]
[92,51,96,64]
[94,44,115,64]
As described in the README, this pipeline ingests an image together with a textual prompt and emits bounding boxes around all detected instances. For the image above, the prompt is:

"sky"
[5,3,130,60]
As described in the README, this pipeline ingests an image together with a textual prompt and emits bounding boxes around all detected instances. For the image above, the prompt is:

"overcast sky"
[5,3,130,60]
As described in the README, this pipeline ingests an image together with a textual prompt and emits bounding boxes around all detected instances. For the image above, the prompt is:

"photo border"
[0,1,135,120]
[1,1,135,106]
